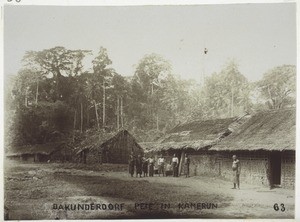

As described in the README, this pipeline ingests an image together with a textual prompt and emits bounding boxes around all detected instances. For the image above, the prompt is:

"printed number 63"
[274,203,285,212]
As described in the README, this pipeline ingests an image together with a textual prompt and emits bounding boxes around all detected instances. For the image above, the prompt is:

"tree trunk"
[121,96,124,128]
[117,96,120,131]
[25,87,28,107]
[87,107,90,128]
[156,114,159,131]
[94,100,100,130]
[35,80,39,105]
[80,102,83,133]
[73,110,77,142]
[231,87,234,117]
[73,110,77,130]
[103,80,106,130]
[55,68,63,101]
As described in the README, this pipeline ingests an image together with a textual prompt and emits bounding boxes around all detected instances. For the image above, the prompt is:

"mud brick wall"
[281,151,295,189]
[189,153,220,177]
[218,152,269,187]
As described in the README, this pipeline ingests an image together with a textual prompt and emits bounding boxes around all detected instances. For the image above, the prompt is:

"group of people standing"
[129,153,241,190]
[128,153,190,178]
[128,154,155,177]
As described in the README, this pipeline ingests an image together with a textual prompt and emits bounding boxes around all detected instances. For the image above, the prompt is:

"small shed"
[100,130,144,164]
[76,129,143,164]
[211,108,296,189]
[6,142,68,162]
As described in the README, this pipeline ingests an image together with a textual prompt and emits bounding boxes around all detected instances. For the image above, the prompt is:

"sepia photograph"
[2,1,297,220]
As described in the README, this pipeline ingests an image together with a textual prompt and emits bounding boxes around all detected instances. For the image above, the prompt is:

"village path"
[42,163,295,218]
[5,161,295,219]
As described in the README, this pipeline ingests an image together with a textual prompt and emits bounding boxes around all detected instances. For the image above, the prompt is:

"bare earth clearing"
[4,160,294,219]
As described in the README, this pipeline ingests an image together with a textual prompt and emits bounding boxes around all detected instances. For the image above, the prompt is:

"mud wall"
[281,151,295,189]
[217,152,269,187]
[188,153,220,177]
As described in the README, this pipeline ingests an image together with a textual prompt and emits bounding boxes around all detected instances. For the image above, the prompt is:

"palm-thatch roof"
[140,116,248,152]
[210,108,296,152]
[75,130,115,154]
[100,129,142,150]
[6,142,65,157]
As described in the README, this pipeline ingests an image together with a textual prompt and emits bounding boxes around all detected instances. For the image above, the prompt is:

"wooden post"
[178,150,185,176]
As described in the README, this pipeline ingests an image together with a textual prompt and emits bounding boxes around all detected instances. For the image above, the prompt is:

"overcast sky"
[4,3,296,83]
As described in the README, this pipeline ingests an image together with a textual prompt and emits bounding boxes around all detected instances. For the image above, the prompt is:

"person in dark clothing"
[184,153,190,178]
[142,157,148,177]
[135,154,143,177]
[171,154,179,177]
[128,154,135,177]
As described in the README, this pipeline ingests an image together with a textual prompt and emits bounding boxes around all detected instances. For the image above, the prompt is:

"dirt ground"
[4,160,295,220]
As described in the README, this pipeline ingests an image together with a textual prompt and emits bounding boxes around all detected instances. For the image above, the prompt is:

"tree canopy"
[5,46,296,149]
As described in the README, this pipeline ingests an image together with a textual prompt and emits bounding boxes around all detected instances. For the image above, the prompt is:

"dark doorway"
[270,152,281,186]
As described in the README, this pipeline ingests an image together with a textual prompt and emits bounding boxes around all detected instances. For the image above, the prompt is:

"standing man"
[184,153,190,178]
[128,153,135,177]
[232,155,241,189]
[158,155,165,177]
[148,156,155,177]
[172,154,179,177]
[135,154,143,177]
[142,157,148,177]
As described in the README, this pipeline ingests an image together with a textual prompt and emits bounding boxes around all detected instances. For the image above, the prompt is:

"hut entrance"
[270,152,281,186]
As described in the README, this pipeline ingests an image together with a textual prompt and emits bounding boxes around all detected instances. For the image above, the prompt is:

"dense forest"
[5,46,296,149]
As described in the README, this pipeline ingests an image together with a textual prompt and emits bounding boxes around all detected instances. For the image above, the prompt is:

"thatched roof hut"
[140,116,249,153]
[6,142,65,157]
[75,131,115,155]
[210,108,296,151]
[75,129,143,164]
[100,129,143,164]
[6,142,67,162]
